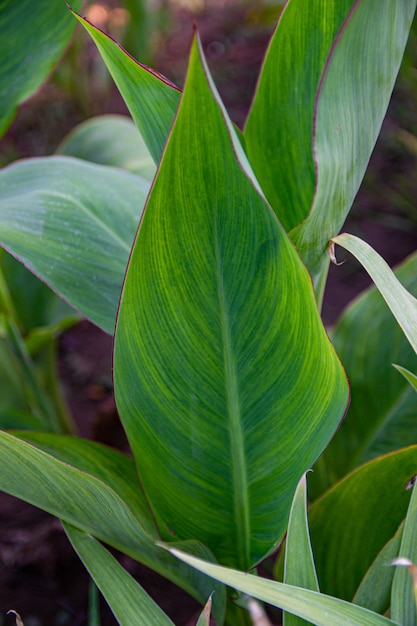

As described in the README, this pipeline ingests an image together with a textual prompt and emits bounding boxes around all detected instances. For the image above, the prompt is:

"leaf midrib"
[214,221,250,569]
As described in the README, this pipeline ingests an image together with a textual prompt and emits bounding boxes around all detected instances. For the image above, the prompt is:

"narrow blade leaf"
[0,156,149,333]
[64,523,175,626]
[168,549,400,626]
[73,11,181,164]
[114,35,348,569]
[284,474,319,626]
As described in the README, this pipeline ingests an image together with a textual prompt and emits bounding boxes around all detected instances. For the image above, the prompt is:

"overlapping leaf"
[0,156,149,333]
[114,36,348,570]
[0,431,226,622]
[72,11,181,164]
[320,244,417,481]
[0,0,82,137]
[308,447,417,601]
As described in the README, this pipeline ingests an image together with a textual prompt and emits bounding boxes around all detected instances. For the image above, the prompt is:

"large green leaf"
[72,11,181,164]
[244,1,353,232]
[0,156,149,334]
[0,0,82,137]
[168,549,400,626]
[319,250,417,483]
[56,115,156,181]
[284,474,319,626]
[64,524,175,626]
[289,0,415,285]
[308,447,417,601]
[114,36,348,570]
[0,431,226,623]
[391,481,417,625]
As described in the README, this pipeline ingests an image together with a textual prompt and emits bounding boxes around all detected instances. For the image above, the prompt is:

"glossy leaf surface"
[0,0,82,136]
[0,156,149,334]
[0,431,226,621]
[284,474,319,626]
[391,481,417,624]
[321,251,417,481]
[114,36,348,570]
[308,447,417,601]
[291,1,414,284]
[73,11,181,164]
[64,524,175,626]
[168,549,400,626]
[57,115,156,180]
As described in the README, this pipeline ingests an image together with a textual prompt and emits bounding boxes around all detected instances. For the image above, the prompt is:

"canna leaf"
[308,446,417,601]
[0,156,149,334]
[57,115,156,180]
[290,0,416,286]
[168,549,400,626]
[0,0,82,137]
[0,431,226,623]
[72,10,181,164]
[318,251,417,484]
[114,35,348,570]
[283,474,319,626]
[393,364,417,393]
[391,480,417,624]
[353,522,404,614]
[64,523,175,626]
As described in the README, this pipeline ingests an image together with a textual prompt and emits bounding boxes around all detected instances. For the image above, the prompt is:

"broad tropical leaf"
[56,115,156,181]
[308,447,417,601]
[114,35,348,570]
[391,481,417,624]
[64,524,175,626]
[284,474,319,626]
[72,10,181,164]
[319,250,417,482]
[0,0,82,137]
[290,1,416,286]
[168,549,400,626]
[0,156,149,334]
[0,431,226,623]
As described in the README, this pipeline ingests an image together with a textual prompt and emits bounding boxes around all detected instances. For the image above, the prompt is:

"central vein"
[214,225,250,569]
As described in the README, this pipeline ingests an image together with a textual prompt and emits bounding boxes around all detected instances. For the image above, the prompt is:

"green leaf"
[0,156,149,334]
[391,481,417,624]
[56,115,156,181]
[196,595,213,626]
[167,549,400,626]
[0,431,227,623]
[289,0,416,285]
[318,251,417,483]
[284,474,319,626]
[114,35,348,570]
[64,523,175,626]
[244,1,354,232]
[332,234,417,355]
[393,365,417,393]
[308,447,417,601]
[353,522,404,614]
[73,11,181,164]
[0,0,82,137]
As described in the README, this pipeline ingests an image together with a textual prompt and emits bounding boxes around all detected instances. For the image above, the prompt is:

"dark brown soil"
[1,2,417,625]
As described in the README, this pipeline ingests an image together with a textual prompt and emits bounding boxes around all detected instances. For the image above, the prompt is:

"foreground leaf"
[0,431,226,622]
[391,481,417,624]
[320,251,417,482]
[168,549,400,626]
[114,35,348,569]
[290,1,416,285]
[73,11,181,164]
[56,115,156,180]
[284,474,319,626]
[64,524,175,626]
[308,447,417,601]
[0,0,82,136]
[0,156,149,333]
